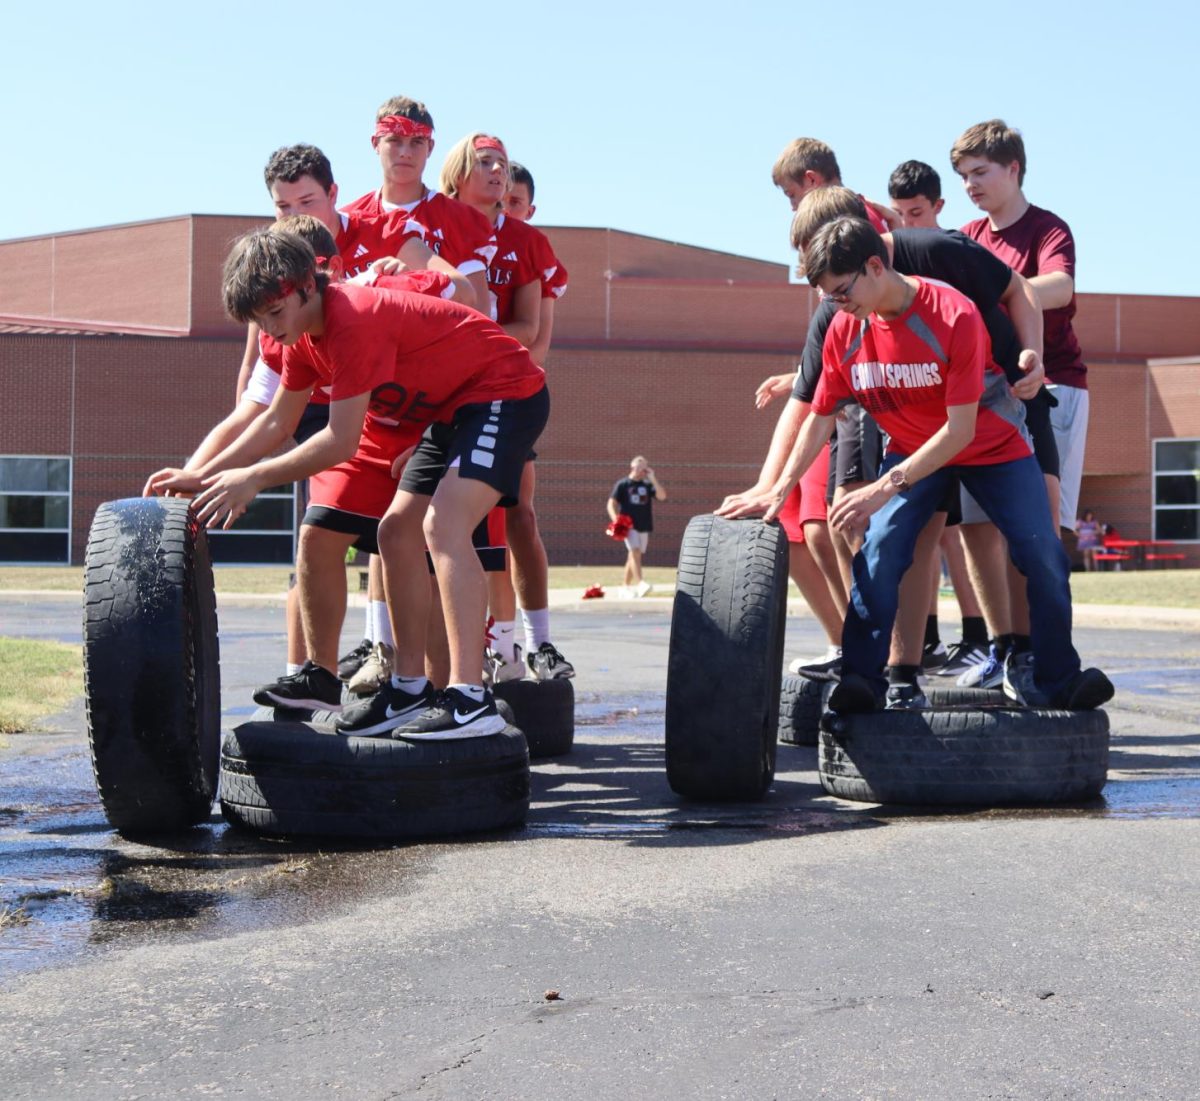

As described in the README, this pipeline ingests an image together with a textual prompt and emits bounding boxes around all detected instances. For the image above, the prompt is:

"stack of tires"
[663,513,1109,808]
[83,498,534,840]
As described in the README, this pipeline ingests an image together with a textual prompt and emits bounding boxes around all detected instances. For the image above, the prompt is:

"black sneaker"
[253,661,343,712]
[827,673,881,714]
[921,640,948,671]
[335,680,436,737]
[1059,668,1115,711]
[391,686,507,741]
[794,655,842,683]
[528,642,575,681]
[337,638,373,681]
[931,640,989,679]
[885,683,929,710]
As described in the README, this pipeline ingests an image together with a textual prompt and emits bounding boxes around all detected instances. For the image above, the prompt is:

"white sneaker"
[485,644,526,684]
[347,641,394,696]
[635,580,652,597]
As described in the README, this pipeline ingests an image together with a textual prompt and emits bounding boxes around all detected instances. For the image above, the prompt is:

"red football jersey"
[488,214,543,323]
[280,282,545,434]
[526,224,569,300]
[342,188,497,276]
[336,209,425,281]
[812,278,1031,466]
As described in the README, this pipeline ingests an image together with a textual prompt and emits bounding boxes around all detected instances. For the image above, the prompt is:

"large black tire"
[492,678,574,758]
[819,707,1109,807]
[924,684,1007,708]
[778,674,827,747]
[665,515,789,800]
[84,498,221,833]
[219,722,530,839]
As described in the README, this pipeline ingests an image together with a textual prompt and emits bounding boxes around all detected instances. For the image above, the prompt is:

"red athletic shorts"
[308,424,417,519]
[776,443,831,544]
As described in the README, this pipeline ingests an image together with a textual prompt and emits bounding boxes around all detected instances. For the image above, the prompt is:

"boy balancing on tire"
[759,215,1112,714]
[153,226,549,739]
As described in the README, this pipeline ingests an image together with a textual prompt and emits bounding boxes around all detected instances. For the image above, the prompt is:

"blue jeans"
[842,454,1080,701]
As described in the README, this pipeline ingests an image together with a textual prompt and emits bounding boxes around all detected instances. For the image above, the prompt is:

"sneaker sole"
[257,691,343,713]
[392,714,508,741]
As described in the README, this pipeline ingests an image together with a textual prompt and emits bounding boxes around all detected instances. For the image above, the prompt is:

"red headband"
[263,279,298,306]
[373,115,434,143]
[473,135,507,157]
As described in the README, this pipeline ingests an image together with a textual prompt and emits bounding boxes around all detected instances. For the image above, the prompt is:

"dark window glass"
[0,495,69,529]
[0,531,69,563]
[1155,474,1200,507]
[1155,440,1200,473]
[207,532,294,565]
[1155,509,1199,541]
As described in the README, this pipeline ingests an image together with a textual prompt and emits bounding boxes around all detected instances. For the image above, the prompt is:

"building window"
[0,456,71,564]
[1153,439,1200,542]
[206,484,298,564]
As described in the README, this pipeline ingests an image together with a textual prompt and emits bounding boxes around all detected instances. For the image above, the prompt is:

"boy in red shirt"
[439,135,575,682]
[161,227,549,739]
[951,120,1089,691]
[761,216,1111,713]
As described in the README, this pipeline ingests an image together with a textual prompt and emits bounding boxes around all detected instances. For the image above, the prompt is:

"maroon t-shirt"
[961,205,1087,389]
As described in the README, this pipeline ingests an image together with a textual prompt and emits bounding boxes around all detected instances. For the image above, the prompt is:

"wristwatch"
[888,467,909,492]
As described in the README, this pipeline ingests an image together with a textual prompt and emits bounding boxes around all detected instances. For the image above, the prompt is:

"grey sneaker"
[1007,660,1115,711]
[1001,649,1034,703]
[957,644,1004,689]
[885,683,929,710]
[347,641,394,696]
[528,641,575,681]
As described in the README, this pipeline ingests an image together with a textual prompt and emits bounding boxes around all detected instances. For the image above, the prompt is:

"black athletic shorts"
[302,505,381,555]
[293,402,330,446]
[1024,389,1060,479]
[399,386,549,507]
[826,404,884,501]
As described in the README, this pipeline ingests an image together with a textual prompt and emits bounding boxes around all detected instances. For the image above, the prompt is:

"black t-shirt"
[791,228,1024,403]
[611,477,656,532]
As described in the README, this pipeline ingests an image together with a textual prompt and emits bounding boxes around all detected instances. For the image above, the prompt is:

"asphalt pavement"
[1,589,1198,1099]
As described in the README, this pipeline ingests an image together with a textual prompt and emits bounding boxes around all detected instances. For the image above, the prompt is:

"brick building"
[1,215,1198,566]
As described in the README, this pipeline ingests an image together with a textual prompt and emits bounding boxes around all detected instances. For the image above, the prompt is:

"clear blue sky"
[4,0,1195,295]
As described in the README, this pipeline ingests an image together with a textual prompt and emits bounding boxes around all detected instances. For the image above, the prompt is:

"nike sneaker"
[391,686,507,741]
[334,680,436,737]
[253,661,343,712]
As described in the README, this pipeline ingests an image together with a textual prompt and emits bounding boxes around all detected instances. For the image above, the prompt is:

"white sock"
[492,620,517,662]
[451,683,486,701]
[522,607,551,650]
[391,674,428,694]
[363,601,373,640]
[286,662,304,676]
[371,600,394,647]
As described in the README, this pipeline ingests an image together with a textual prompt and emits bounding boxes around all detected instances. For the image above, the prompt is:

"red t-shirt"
[336,209,425,281]
[526,224,569,300]
[256,270,453,406]
[859,194,891,234]
[488,214,544,323]
[813,278,1032,466]
[280,282,544,435]
[341,188,497,277]
[961,205,1086,389]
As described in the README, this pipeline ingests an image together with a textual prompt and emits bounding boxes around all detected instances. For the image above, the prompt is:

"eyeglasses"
[824,267,864,303]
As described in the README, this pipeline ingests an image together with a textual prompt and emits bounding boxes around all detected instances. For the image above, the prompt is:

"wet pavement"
[1,591,1199,1097]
